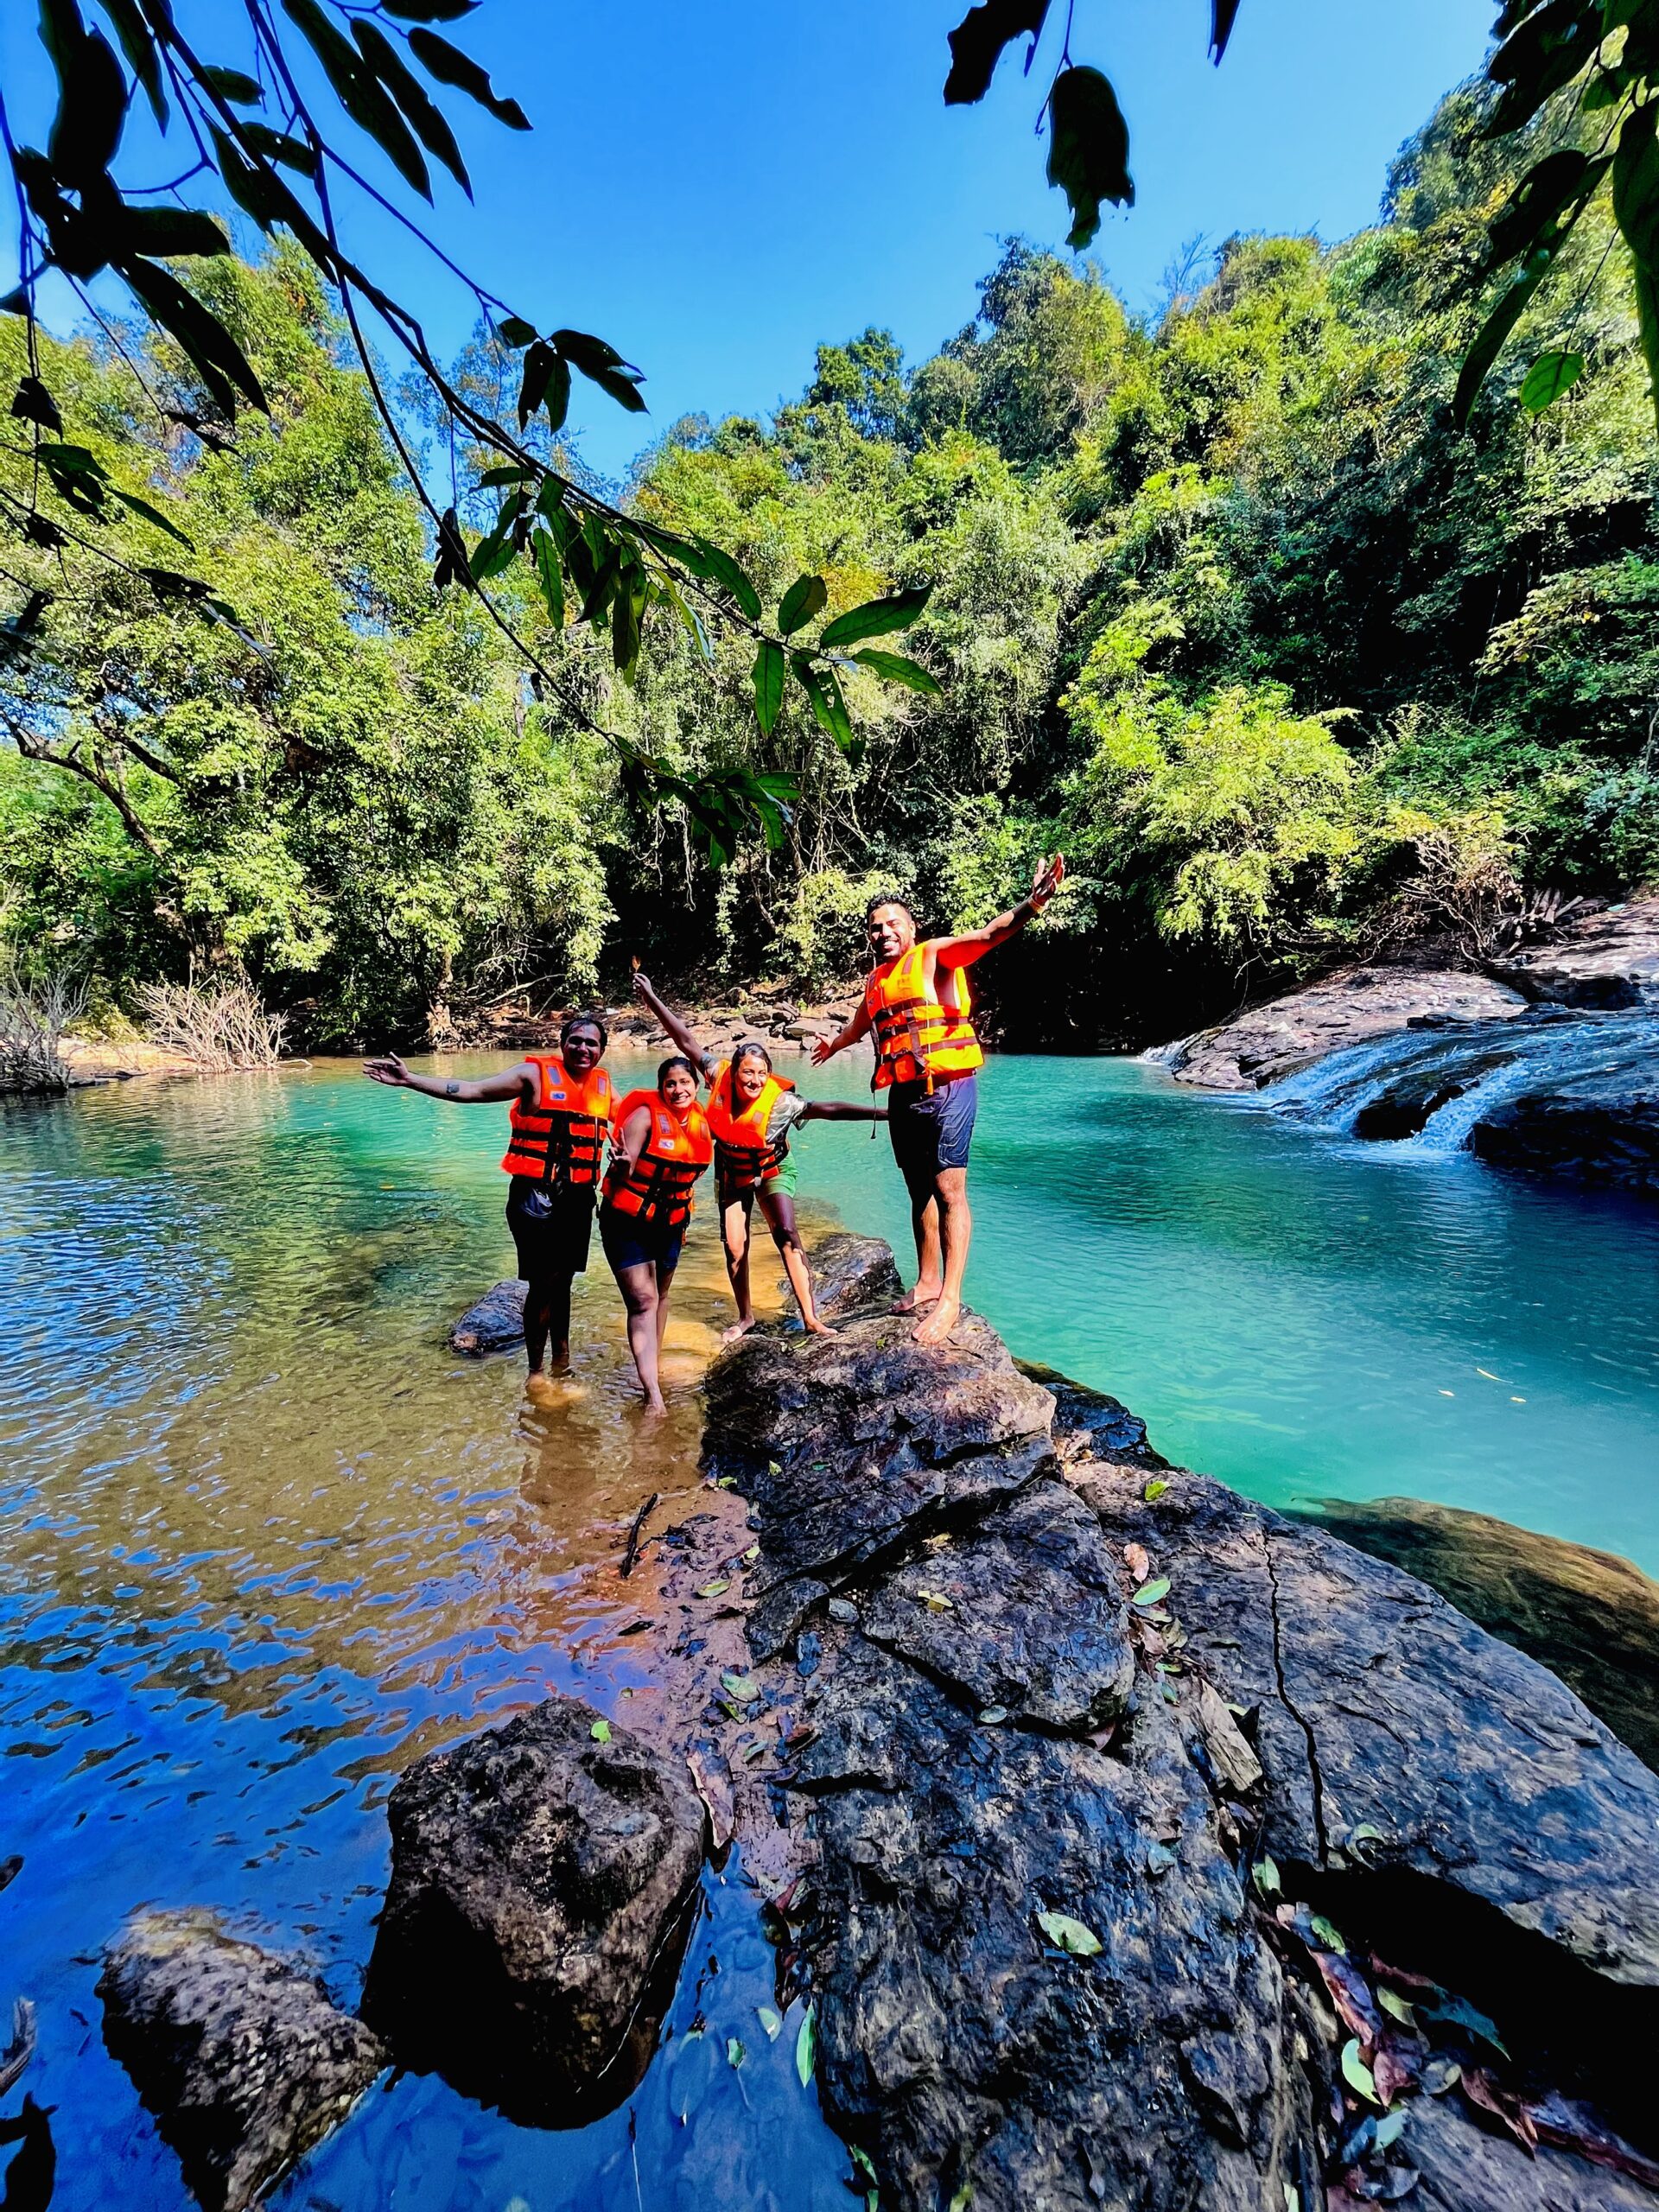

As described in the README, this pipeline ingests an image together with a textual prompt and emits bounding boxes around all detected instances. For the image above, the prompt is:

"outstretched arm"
[799,1099,887,1122]
[633,971,716,1078]
[363,1053,531,1103]
[933,852,1066,970]
[810,999,874,1066]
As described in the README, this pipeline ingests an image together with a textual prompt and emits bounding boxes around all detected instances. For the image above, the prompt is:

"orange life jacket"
[500,1058,613,1185]
[705,1059,796,1188]
[603,1089,714,1230]
[864,945,983,1092]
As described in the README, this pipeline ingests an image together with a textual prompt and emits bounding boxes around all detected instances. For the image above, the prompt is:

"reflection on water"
[0,1056,846,2210]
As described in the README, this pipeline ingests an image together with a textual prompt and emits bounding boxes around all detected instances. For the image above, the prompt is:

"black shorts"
[887,1071,979,1200]
[505,1178,594,1281]
[599,1203,684,1276]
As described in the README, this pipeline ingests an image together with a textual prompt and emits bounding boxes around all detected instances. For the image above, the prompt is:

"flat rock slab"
[1159,967,1527,1091]
[1492,893,1659,1008]
[1304,1495,1659,1773]
[448,1278,525,1355]
[99,1910,384,2212]
[362,1694,704,2126]
[1469,1085,1659,1192]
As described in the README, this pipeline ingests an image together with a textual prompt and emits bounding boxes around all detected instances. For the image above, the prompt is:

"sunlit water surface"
[3,1049,1657,2209]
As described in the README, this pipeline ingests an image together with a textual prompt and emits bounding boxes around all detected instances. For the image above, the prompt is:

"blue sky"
[3,0,1495,479]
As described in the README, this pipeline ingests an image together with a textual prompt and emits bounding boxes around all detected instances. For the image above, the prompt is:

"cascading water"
[1263,1006,1659,1160]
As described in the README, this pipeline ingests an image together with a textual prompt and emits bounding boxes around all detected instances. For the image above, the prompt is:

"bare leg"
[760,1188,833,1336]
[654,1255,678,1354]
[721,1192,757,1342]
[610,1258,666,1414]
[894,1189,944,1313]
[913,1168,970,1345]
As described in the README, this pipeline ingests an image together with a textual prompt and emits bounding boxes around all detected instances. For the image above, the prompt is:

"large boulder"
[1304,1494,1659,1773]
[98,1910,384,2212]
[448,1278,525,1355]
[703,1242,1659,2211]
[362,1695,704,2126]
[802,1230,903,1322]
[1469,1081,1659,1192]
[1156,966,1528,1091]
[1491,892,1659,1009]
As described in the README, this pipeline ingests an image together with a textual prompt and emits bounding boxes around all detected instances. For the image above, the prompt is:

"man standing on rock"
[812,855,1065,1344]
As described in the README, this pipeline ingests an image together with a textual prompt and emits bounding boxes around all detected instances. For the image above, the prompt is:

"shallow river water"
[3,1049,1656,2210]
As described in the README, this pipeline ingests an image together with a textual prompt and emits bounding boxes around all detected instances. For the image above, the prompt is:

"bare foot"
[524,1371,560,1407]
[892,1282,942,1315]
[640,1392,668,1418]
[912,1296,962,1347]
[802,1315,836,1338]
[721,1315,759,1344]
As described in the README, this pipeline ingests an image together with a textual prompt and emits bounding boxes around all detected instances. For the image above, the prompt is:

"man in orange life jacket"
[812,855,1065,1346]
[363,1014,612,1402]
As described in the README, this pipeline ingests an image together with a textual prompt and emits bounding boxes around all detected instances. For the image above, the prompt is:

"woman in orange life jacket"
[631,971,888,1343]
[363,1013,613,1403]
[600,1055,714,1415]
[812,854,1065,1347]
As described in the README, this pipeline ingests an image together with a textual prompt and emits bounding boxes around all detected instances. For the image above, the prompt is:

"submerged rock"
[704,1246,1659,2211]
[1302,1494,1659,1773]
[1157,967,1528,1091]
[99,1910,384,2212]
[362,1694,704,2126]
[1469,1081,1659,1192]
[448,1278,525,1355]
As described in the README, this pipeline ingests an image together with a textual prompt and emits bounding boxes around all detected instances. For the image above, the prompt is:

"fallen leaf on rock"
[727,2037,746,2069]
[1036,1910,1103,1957]
[977,1707,1009,1726]
[1143,1478,1169,1501]
[1421,1989,1507,2057]
[687,1747,734,1850]
[1374,2110,1407,2152]
[1251,1856,1281,1899]
[1193,1679,1263,1793]
[1131,1577,1171,1606]
[758,2005,782,2040]
[1461,2067,1535,2150]
[721,1671,761,1701]
[1309,1913,1347,1955]
[589,1719,612,1744]
[796,2003,817,2087]
[743,1544,760,1561]
[767,1460,782,1474]
[1420,2056,1460,2096]
[1315,1951,1384,2045]
[1123,1542,1151,1581]
[697,1580,730,1599]
[916,1588,954,1611]
[1377,1989,1414,2026]
[1372,2036,1422,2107]
[948,2187,974,2212]
[1341,2037,1382,2106]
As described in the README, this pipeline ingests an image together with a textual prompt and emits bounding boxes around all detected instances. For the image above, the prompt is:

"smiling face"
[868,901,916,963]
[562,1023,603,1076]
[660,1064,698,1111]
[734,1048,770,1102]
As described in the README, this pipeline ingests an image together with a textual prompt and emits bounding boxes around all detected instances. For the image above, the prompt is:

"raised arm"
[363,1052,532,1103]
[632,971,715,1077]
[933,852,1065,970]
[810,997,874,1066]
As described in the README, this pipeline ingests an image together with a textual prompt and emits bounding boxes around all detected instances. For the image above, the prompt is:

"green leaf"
[589,1718,611,1743]
[819,586,931,649]
[1373,2109,1408,2152]
[693,537,762,621]
[1484,148,1603,270]
[948,2189,974,2212]
[778,572,828,635]
[1036,1909,1103,1957]
[47,19,129,188]
[752,638,785,734]
[720,1670,760,1700]
[96,0,166,125]
[726,2036,746,2069]
[200,67,265,106]
[552,327,627,377]
[977,1706,1009,1725]
[758,2005,782,2041]
[478,462,538,487]
[793,656,854,751]
[1143,1478,1169,1501]
[1131,1577,1171,1606]
[795,2003,816,2087]
[10,377,62,434]
[611,569,642,678]
[1484,0,1602,139]
[1614,102,1659,434]
[121,257,268,416]
[1250,1855,1281,1898]
[847,646,941,695]
[1210,0,1242,62]
[1377,1988,1415,2025]
[1308,1914,1346,1955]
[281,0,434,198]
[1046,65,1134,251]
[238,123,318,175]
[382,0,480,17]
[1421,1990,1508,2056]
[407,26,531,127]
[1340,2037,1381,2105]
[497,315,537,348]
[114,206,230,258]
[944,1,1051,104]
[107,485,193,546]
[697,1579,729,1598]
[1452,254,1554,427]
[353,19,472,194]
[531,525,565,630]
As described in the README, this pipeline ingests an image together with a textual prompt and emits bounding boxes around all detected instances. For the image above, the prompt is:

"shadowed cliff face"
[699,1235,1659,2212]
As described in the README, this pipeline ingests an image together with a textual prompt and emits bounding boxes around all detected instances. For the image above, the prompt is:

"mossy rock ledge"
[702,1234,1659,2211]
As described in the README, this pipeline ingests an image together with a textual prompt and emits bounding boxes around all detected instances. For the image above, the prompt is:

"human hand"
[632,969,653,1004]
[810,1036,835,1066]
[363,1054,410,1087]
[1029,852,1066,911]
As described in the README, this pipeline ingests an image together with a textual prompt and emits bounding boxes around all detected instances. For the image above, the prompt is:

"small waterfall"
[1263,1008,1658,1157]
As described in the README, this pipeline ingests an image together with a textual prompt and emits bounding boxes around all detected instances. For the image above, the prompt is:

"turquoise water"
[2,1048,1657,2212]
